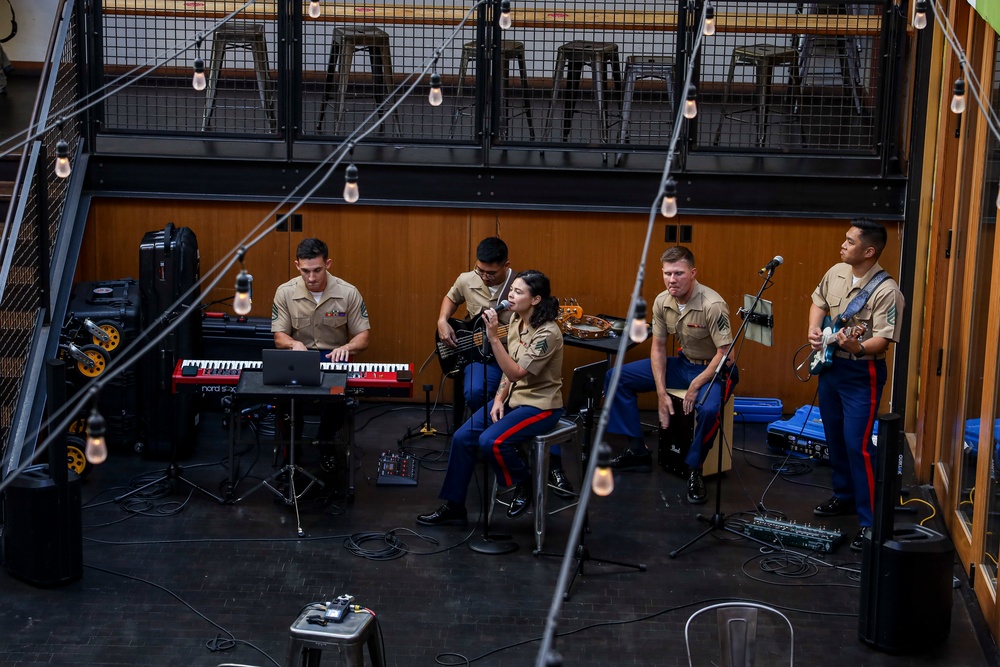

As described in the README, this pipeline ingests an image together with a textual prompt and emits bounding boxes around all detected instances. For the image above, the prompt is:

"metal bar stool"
[711,44,800,148]
[542,40,622,143]
[284,605,386,667]
[202,23,276,132]
[615,55,675,166]
[798,2,865,114]
[451,39,535,140]
[316,26,395,134]
[488,418,580,553]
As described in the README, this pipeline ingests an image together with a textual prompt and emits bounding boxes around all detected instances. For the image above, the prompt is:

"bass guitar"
[808,316,868,375]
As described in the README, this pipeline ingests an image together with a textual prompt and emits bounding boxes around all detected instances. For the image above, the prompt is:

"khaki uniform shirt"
[271,273,370,350]
[651,282,733,361]
[446,269,515,324]
[811,262,905,351]
[504,315,564,411]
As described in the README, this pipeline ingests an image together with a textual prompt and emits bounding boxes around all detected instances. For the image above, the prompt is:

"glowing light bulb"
[683,85,698,119]
[192,57,206,91]
[308,0,321,18]
[629,296,649,344]
[592,467,614,496]
[499,0,512,29]
[913,1,928,29]
[661,177,677,218]
[343,163,359,203]
[995,184,1000,209]
[234,270,252,316]
[85,408,108,464]
[703,6,715,36]
[54,140,71,178]
[950,78,966,114]
[428,72,443,107]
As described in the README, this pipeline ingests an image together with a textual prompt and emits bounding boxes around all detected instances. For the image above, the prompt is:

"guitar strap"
[837,270,890,325]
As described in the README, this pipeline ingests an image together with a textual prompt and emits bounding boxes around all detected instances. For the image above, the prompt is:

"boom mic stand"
[668,266,779,559]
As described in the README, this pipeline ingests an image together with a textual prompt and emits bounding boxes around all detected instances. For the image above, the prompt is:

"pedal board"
[376,451,419,486]
[743,516,844,553]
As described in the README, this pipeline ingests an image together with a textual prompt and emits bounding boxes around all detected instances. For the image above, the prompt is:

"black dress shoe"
[549,468,575,499]
[609,448,653,472]
[507,481,532,518]
[416,503,468,527]
[814,496,856,517]
[687,469,707,504]
[850,527,866,552]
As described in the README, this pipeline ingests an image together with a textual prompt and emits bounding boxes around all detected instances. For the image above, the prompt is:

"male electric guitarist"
[807,218,905,552]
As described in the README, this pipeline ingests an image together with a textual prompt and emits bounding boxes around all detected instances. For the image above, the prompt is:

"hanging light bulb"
[913,0,928,30]
[308,0,321,18]
[428,72,443,107]
[85,406,108,464]
[591,442,615,497]
[629,297,649,344]
[234,270,253,316]
[499,0,512,30]
[343,163,359,203]
[683,85,698,119]
[54,139,71,179]
[703,5,716,36]
[660,177,678,218]
[950,78,966,114]
[192,57,206,91]
[996,184,1000,210]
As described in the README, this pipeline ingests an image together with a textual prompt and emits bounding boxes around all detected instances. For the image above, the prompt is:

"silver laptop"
[261,349,323,387]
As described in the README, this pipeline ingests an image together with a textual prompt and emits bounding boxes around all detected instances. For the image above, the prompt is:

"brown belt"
[684,356,711,366]
[833,350,886,361]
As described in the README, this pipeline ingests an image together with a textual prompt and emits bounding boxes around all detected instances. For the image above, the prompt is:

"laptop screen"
[261,349,323,386]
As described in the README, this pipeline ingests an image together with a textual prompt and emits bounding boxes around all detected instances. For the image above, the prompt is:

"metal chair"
[202,23,277,132]
[451,39,535,140]
[542,40,622,143]
[615,54,676,165]
[284,605,386,667]
[797,2,865,114]
[685,602,794,667]
[316,26,395,134]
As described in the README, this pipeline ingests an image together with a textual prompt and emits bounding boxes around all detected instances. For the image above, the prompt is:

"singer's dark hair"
[517,270,559,328]
[297,238,329,261]
[851,217,887,256]
[476,237,508,265]
[661,246,695,267]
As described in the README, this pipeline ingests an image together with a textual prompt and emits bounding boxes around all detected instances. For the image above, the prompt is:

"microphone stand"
[469,311,517,554]
[667,266,780,559]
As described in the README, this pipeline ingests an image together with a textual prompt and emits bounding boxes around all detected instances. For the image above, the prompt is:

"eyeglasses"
[474,266,501,278]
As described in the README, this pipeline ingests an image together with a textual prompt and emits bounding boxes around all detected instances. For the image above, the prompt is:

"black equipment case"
[201,313,274,361]
[138,224,201,460]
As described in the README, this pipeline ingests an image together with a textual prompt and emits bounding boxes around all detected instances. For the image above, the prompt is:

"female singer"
[417,270,565,526]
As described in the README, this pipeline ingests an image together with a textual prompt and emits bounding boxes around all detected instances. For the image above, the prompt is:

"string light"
[913,0,928,30]
[85,406,108,464]
[234,269,252,315]
[192,57,206,91]
[308,0,321,18]
[660,177,678,218]
[54,139,71,178]
[343,163,359,203]
[499,0,512,30]
[703,5,716,36]
[950,77,966,114]
[428,71,443,107]
[629,296,649,344]
[683,85,698,119]
[591,442,614,496]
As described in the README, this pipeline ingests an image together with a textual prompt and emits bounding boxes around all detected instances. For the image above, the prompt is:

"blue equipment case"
[733,397,783,424]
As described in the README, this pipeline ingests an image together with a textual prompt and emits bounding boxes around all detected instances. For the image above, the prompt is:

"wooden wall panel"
[80,199,903,414]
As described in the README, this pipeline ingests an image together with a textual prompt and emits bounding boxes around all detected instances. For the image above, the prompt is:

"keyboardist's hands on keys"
[327,346,352,363]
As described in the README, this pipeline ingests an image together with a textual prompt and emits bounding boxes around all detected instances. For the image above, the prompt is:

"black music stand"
[668,269,779,559]
[232,372,346,537]
[536,360,646,598]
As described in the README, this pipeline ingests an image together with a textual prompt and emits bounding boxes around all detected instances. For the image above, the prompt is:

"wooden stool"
[616,54,675,165]
[284,605,386,667]
[488,418,580,553]
[712,44,800,148]
[452,39,535,140]
[316,26,395,133]
[202,23,276,132]
[543,40,622,143]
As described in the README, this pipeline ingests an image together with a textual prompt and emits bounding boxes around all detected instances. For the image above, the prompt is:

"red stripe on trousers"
[862,360,878,514]
[492,410,554,487]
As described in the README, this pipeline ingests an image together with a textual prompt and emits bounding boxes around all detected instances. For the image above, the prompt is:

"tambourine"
[563,315,613,339]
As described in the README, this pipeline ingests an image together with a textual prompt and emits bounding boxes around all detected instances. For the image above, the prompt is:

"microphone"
[758,256,783,275]
[494,299,512,314]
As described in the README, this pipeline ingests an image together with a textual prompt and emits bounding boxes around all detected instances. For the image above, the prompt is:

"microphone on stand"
[758,255,783,275]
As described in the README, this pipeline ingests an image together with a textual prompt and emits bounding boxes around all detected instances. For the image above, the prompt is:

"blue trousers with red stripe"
[439,401,564,507]
[817,356,886,528]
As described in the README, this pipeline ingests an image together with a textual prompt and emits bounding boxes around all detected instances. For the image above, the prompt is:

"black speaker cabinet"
[3,464,83,587]
[859,523,953,653]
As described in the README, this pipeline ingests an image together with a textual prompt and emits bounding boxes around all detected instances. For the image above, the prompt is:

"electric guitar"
[808,316,868,375]
[435,303,583,375]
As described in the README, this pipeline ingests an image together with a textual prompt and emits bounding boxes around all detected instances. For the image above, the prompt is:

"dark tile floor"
[1,397,996,667]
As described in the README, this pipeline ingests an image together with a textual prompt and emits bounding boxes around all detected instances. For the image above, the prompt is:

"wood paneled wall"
[80,199,903,414]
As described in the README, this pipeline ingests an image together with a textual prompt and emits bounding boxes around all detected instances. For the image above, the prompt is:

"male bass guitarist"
[807,218,905,552]
[436,237,573,497]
